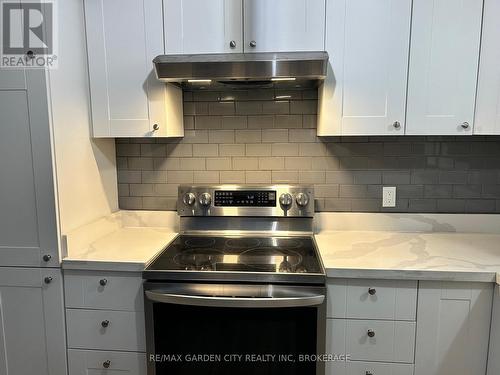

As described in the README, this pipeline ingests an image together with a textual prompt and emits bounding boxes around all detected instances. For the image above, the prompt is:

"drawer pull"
[367,329,375,338]
[368,288,376,295]
[99,278,108,286]
[103,360,111,368]
[101,320,110,328]
[366,372,373,375]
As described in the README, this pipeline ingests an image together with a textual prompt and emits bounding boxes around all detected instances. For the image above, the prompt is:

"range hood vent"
[153,51,329,89]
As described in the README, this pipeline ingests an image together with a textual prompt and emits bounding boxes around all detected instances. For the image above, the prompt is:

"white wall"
[48,0,118,236]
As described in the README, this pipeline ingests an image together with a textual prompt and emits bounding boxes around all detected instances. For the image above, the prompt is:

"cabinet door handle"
[393,121,401,129]
[368,288,376,296]
[101,320,110,328]
[103,360,111,368]
[44,276,53,284]
[99,279,108,287]
[42,254,52,262]
[152,124,160,131]
[249,40,257,48]
[229,40,236,48]
[461,122,470,129]
[367,329,375,338]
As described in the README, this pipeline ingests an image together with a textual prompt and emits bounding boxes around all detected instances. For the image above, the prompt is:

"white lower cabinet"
[327,319,415,364]
[64,271,146,375]
[330,361,414,375]
[68,349,146,375]
[326,279,417,375]
[327,279,417,321]
[66,309,146,351]
[0,268,67,375]
[487,285,500,375]
[414,281,493,375]
[64,270,144,311]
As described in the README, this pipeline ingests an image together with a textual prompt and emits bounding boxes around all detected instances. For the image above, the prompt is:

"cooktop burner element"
[184,237,216,248]
[239,248,303,271]
[145,234,323,283]
[173,248,224,271]
[225,238,261,249]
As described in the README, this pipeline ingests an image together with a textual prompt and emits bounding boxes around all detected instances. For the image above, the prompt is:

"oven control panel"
[214,190,276,207]
[177,185,314,217]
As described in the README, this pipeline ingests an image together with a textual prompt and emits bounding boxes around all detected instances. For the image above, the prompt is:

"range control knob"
[279,193,293,207]
[183,192,196,206]
[295,193,309,207]
[199,192,212,207]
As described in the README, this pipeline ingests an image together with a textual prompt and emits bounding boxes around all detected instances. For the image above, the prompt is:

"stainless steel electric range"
[143,185,326,375]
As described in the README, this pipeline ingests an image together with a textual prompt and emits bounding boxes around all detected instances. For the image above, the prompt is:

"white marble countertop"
[62,210,179,272]
[316,231,500,283]
[61,211,500,282]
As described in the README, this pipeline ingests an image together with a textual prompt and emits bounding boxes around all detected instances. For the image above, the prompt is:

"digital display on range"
[214,191,277,207]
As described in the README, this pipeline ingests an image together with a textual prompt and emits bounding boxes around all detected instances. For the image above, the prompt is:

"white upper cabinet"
[85,0,183,138]
[243,0,325,52]
[318,0,411,136]
[164,0,243,54]
[474,0,500,134]
[406,0,483,135]
[0,70,59,267]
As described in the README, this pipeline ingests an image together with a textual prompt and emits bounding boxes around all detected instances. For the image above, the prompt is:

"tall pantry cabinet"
[0,69,67,375]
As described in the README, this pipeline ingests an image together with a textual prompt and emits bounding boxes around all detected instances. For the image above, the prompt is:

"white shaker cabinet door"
[406,0,483,135]
[474,0,500,134]
[0,268,67,375]
[414,281,493,375]
[243,0,325,52]
[0,70,59,267]
[318,0,411,136]
[68,350,146,375]
[85,0,183,137]
[164,0,243,54]
[487,285,500,375]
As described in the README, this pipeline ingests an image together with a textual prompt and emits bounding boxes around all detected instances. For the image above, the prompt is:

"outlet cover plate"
[383,186,397,207]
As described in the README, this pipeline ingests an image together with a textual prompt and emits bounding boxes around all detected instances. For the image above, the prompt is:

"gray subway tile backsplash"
[116,88,500,213]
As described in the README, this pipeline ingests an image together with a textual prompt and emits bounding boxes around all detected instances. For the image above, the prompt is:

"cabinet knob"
[368,288,376,295]
[42,254,52,262]
[461,122,470,129]
[99,278,108,287]
[393,121,401,129]
[26,50,35,59]
[101,320,110,328]
[44,276,53,284]
[103,360,111,369]
[249,40,257,48]
[367,329,375,338]
[229,40,236,48]
[152,124,159,131]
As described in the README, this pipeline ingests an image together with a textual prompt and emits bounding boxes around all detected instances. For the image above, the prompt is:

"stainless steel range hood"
[153,51,329,89]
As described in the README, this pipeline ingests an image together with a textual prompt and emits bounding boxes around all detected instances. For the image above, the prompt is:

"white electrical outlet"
[382,186,397,207]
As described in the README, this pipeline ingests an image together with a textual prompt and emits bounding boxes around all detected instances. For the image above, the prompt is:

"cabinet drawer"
[64,270,143,311]
[327,279,417,320]
[328,319,415,364]
[66,309,146,351]
[68,349,146,375]
[328,360,414,375]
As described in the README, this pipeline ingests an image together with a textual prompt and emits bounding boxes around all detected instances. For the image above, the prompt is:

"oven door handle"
[145,290,325,308]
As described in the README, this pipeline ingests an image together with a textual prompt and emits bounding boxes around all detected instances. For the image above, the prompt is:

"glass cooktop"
[146,235,323,275]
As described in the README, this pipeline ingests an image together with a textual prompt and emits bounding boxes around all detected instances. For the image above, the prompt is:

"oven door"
[144,282,326,375]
